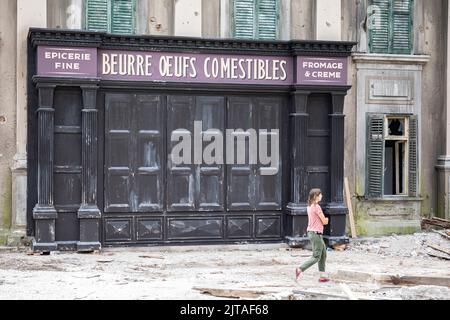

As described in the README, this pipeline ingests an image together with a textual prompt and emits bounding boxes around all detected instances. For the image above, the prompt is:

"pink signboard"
[37,46,348,86]
[37,46,97,78]
[296,56,348,86]
[98,49,293,85]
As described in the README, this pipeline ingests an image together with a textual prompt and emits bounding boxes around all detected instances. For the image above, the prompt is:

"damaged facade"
[0,0,448,249]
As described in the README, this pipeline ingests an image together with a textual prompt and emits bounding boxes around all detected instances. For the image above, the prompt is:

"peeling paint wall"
[47,0,82,29]
[174,0,202,37]
[202,0,220,38]
[341,0,446,235]
[0,0,17,243]
[2,0,449,243]
[291,0,314,40]
[421,0,446,216]
[341,1,358,230]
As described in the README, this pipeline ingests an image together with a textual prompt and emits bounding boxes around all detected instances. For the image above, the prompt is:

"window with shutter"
[368,0,413,54]
[366,114,419,198]
[391,0,413,54]
[232,0,278,40]
[85,0,135,34]
[366,114,385,198]
[111,0,135,34]
[256,0,278,40]
[368,0,390,53]
[86,0,109,32]
[233,0,256,39]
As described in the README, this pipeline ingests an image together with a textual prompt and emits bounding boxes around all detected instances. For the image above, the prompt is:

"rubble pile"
[344,219,450,261]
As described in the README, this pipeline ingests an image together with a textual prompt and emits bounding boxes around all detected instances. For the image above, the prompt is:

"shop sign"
[98,49,293,85]
[37,46,97,77]
[296,56,348,85]
[37,46,348,86]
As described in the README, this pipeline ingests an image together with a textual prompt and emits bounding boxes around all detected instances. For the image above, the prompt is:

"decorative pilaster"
[32,84,57,252]
[286,91,310,246]
[330,92,346,205]
[324,91,348,245]
[77,85,101,252]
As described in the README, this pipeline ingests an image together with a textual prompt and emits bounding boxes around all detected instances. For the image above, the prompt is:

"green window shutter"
[233,0,256,39]
[111,0,135,34]
[256,0,278,40]
[391,0,413,54]
[408,115,418,196]
[368,0,390,53]
[366,114,385,198]
[368,0,413,54]
[85,0,109,32]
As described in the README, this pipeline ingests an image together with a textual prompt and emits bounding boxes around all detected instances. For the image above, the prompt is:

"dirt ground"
[0,232,449,300]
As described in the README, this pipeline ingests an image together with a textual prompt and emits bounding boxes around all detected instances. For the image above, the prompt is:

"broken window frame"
[384,116,409,196]
[366,113,418,199]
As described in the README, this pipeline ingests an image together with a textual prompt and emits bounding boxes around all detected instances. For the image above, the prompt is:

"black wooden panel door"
[135,94,164,211]
[53,87,82,241]
[227,97,255,210]
[167,96,196,211]
[105,93,133,212]
[197,96,225,211]
[305,94,331,203]
[254,97,281,210]
[105,93,164,212]
[167,95,225,212]
[227,97,282,211]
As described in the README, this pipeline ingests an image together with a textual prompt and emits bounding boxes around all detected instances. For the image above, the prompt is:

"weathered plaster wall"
[202,0,220,37]
[174,0,202,36]
[0,0,17,244]
[47,0,82,29]
[341,0,358,218]
[290,0,314,40]
[422,1,446,217]
[340,0,445,235]
[315,0,341,40]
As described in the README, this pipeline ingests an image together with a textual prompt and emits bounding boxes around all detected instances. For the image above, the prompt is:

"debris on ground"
[193,287,276,299]
[431,229,450,240]
[332,244,347,251]
[0,232,448,299]
[421,217,450,230]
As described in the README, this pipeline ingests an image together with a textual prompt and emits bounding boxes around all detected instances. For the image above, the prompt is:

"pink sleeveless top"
[306,203,324,234]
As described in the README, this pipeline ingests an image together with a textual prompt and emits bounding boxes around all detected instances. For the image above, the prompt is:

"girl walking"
[295,188,330,282]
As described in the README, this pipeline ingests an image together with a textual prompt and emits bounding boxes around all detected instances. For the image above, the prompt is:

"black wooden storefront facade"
[27,29,355,251]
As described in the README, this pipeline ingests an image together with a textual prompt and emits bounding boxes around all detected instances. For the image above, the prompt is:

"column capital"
[291,91,309,114]
[331,92,346,114]
[80,84,100,91]
[35,83,57,90]
[81,86,99,109]
[37,85,55,109]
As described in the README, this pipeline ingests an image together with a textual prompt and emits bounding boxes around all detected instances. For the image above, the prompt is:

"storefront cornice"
[290,41,356,57]
[28,28,356,56]
[28,29,103,48]
[32,75,101,87]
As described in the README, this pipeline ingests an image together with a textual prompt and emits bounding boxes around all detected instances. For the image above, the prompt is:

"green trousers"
[299,231,327,272]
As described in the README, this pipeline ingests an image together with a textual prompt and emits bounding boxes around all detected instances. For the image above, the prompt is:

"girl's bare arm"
[317,209,329,225]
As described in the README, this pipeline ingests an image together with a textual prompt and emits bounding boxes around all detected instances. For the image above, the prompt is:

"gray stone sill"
[364,196,423,202]
[352,53,431,65]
